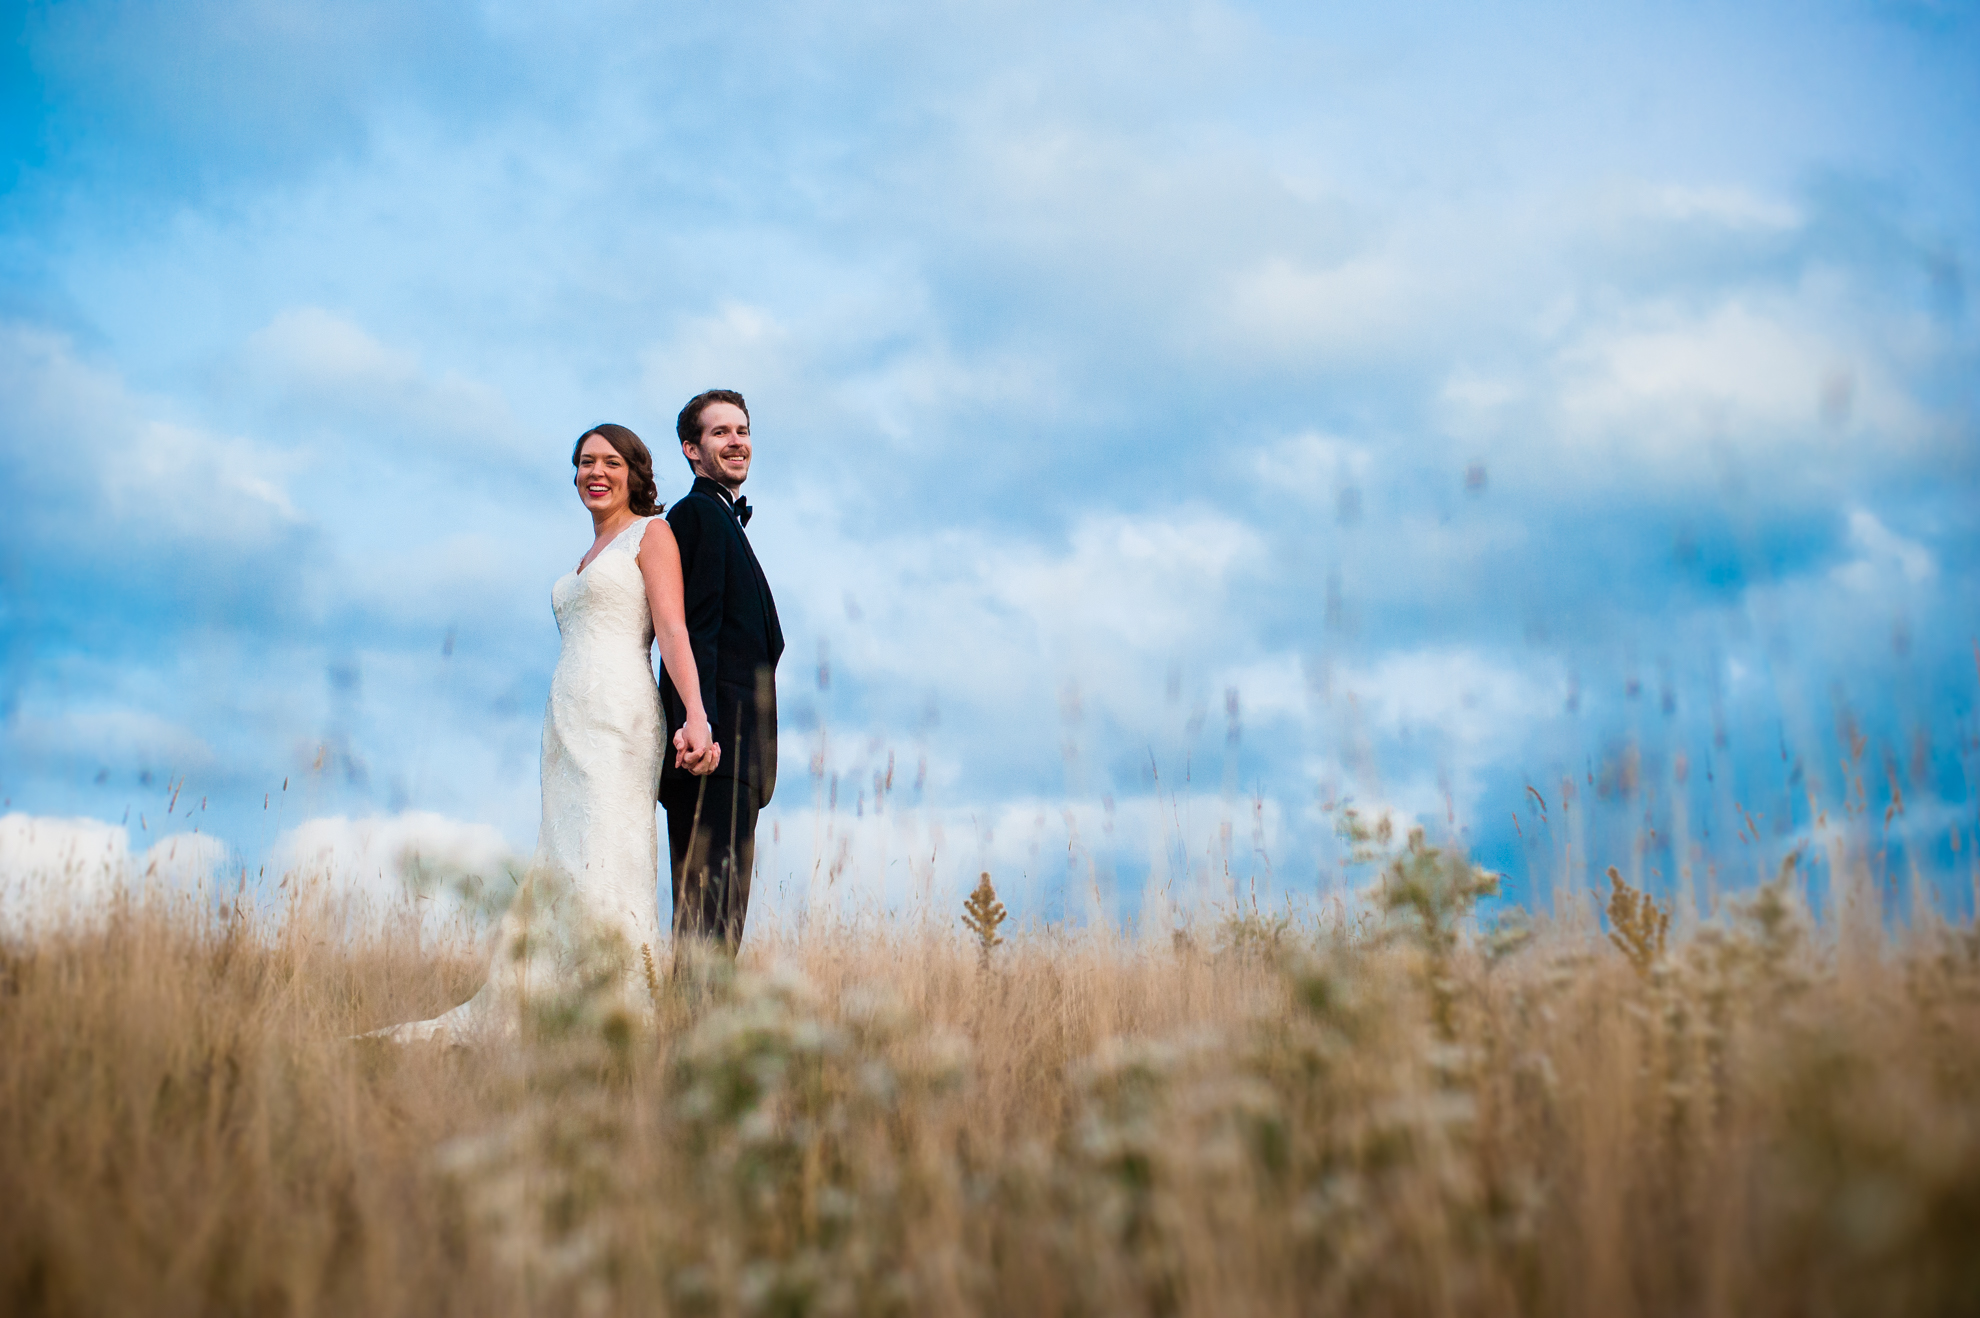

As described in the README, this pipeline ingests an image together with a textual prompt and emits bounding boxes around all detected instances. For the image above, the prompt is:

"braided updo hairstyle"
[572,423,660,516]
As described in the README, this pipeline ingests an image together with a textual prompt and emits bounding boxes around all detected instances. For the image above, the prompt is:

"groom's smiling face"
[685,402,752,490]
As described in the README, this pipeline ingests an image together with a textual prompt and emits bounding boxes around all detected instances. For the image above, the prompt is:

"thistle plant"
[962,871,1007,969]
[1369,826,1500,1038]
[1373,826,1501,960]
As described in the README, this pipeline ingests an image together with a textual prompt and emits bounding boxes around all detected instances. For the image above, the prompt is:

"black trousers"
[662,773,759,953]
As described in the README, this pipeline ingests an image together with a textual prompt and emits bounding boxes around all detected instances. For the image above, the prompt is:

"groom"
[660,388,785,952]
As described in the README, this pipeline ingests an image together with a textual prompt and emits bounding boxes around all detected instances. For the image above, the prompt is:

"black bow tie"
[731,496,752,527]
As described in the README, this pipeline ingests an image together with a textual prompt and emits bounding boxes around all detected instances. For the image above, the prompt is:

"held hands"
[673,715,721,776]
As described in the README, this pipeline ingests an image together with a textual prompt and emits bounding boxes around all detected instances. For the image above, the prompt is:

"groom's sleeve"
[668,498,724,728]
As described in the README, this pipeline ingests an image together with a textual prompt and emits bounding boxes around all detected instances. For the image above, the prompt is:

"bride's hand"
[673,717,720,775]
[671,727,702,773]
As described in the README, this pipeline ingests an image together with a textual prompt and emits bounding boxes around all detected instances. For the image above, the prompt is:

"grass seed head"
[962,871,1007,967]
[1605,867,1671,978]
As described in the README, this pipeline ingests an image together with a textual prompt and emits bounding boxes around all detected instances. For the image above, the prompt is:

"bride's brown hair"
[573,424,661,516]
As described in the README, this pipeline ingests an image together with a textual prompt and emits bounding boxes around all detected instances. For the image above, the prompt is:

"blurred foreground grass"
[1,835,1976,1317]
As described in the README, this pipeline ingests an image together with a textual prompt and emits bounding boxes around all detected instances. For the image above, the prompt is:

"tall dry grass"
[1,838,1976,1317]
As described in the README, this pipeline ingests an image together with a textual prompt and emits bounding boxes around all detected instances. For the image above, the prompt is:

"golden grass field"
[1,829,1976,1317]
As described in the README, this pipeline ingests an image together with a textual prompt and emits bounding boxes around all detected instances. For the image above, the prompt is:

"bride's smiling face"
[575,434,630,516]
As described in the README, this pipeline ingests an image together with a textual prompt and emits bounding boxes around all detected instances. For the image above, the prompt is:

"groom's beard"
[694,454,748,490]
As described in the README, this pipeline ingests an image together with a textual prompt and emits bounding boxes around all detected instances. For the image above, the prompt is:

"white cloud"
[780,504,1268,754]
[1344,647,1554,752]
[1222,253,1421,359]
[640,303,797,414]
[1831,507,1937,592]
[1293,646,1559,827]
[1561,301,1821,430]
[0,325,304,552]
[1251,431,1374,501]
[638,290,1068,467]
[754,785,1287,933]
[1427,273,1946,504]
[1609,182,1803,233]
[248,306,418,390]
[0,814,230,936]
[273,811,522,929]
[241,306,518,452]
[997,512,1265,656]
[137,831,233,887]
[1555,299,1921,449]
[1437,369,1527,435]
[6,707,217,773]
[0,814,131,936]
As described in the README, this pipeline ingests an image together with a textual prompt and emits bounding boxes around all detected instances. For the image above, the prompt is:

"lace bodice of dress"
[554,517,658,660]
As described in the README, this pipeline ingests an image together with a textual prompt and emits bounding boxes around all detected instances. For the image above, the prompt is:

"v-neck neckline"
[575,517,642,577]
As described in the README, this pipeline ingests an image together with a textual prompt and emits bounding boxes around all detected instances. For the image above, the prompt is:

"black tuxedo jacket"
[660,476,785,805]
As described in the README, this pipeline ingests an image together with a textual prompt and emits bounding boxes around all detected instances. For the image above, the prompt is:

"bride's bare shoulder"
[637,514,679,555]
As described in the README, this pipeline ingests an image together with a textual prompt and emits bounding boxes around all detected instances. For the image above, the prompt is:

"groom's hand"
[673,725,721,775]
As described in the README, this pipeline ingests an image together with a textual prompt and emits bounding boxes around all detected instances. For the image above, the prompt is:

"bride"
[380,424,718,1043]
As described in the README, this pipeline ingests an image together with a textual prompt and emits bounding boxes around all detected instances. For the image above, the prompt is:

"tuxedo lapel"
[691,478,781,659]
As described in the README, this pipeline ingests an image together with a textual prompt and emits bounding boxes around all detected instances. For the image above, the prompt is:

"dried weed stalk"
[962,870,1007,969]
[1606,866,1671,978]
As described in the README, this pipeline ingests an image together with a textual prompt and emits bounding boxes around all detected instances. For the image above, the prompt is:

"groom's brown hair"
[573,424,660,516]
[676,389,749,467]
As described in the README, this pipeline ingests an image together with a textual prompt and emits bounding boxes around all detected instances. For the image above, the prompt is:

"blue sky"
[1,0,1975,925]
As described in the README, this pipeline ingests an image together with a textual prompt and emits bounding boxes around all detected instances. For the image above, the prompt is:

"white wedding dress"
[382,517,664,1043]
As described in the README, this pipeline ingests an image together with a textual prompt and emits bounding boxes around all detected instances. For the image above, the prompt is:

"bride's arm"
[640,518,719,774]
